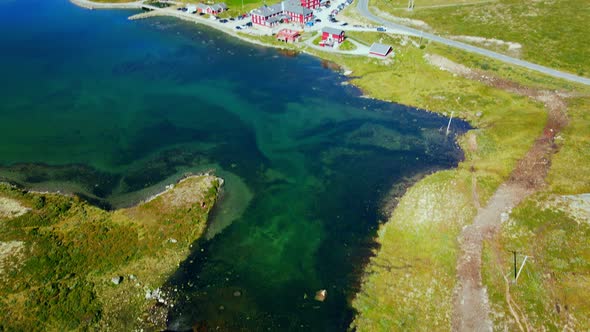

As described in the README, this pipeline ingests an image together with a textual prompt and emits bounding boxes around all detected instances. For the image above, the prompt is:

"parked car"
[235,26,242,30]
[315,18,322,22]
[340,22,348,26]
[219,19,228,23]
[229,17,235,21]
[377,26,386,31]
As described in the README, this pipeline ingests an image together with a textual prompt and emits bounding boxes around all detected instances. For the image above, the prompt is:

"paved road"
[356,0,590,86]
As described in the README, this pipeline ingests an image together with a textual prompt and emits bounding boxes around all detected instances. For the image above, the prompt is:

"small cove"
[0,0,470,330]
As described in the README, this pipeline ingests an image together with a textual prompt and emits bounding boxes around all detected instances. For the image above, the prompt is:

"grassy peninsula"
[0,175,222,331]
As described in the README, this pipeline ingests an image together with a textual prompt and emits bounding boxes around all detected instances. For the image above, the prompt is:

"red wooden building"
[196,3,227,15]
[300,0,320,9]
[251,0,313,27]
[321,27,345,44]
[276,29,302,43]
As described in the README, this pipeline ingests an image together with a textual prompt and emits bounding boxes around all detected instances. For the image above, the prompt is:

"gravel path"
[453,183,530,332]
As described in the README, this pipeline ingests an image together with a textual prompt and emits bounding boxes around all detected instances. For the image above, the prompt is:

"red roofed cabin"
[276,29,301,43]
[321,27,345,46]
[196,3,227,15]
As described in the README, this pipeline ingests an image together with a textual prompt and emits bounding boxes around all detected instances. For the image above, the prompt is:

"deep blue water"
[0,0,468,330]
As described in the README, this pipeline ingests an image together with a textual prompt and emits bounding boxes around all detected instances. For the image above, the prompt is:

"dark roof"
[252,3,283,17]
[322,27,345,35]
[369,42,392,56]
[284,0,312,15]
[266,14,289,23]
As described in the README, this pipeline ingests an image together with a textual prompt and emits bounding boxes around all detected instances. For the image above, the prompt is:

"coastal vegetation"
[481,95,590,330]
[10,0,590,330]
[310,30,590,332]
[369,0,590,76]
[305,32,550,330]
[0,175,222,330]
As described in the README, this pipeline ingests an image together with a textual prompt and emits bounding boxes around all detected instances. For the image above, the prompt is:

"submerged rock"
[314,289,327,302]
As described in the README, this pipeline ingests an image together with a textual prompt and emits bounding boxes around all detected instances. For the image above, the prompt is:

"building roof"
[252,3,283,17]
[253,1,311,17]
[277,28,301,37]
[196,3,210,10]
[369,42,392,56]
[322,27,345,35]
[284,0,312,15]
[266,14,288,24]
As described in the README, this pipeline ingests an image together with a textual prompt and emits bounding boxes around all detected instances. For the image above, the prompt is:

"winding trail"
[449,66,567,330]
[453,183,530,332]
[356,0,590,86]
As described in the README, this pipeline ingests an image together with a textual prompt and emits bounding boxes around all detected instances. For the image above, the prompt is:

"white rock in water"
[314,289,327,302]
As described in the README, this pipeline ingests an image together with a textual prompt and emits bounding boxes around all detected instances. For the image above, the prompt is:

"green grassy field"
[304,31,559,330]
[339,39,357,50]
[481,94,590,330]
[308,31,590,330]
[0,176,221,331]
[370,0,590,77]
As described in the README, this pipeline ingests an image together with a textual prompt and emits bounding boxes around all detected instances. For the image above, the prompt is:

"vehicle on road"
[376,26,386,31]
[341,22,348,26]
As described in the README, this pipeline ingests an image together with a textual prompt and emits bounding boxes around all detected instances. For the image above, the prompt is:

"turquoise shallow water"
[0,0,468,330]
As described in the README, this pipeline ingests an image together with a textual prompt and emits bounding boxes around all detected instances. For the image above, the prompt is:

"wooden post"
[513,251,517,279]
